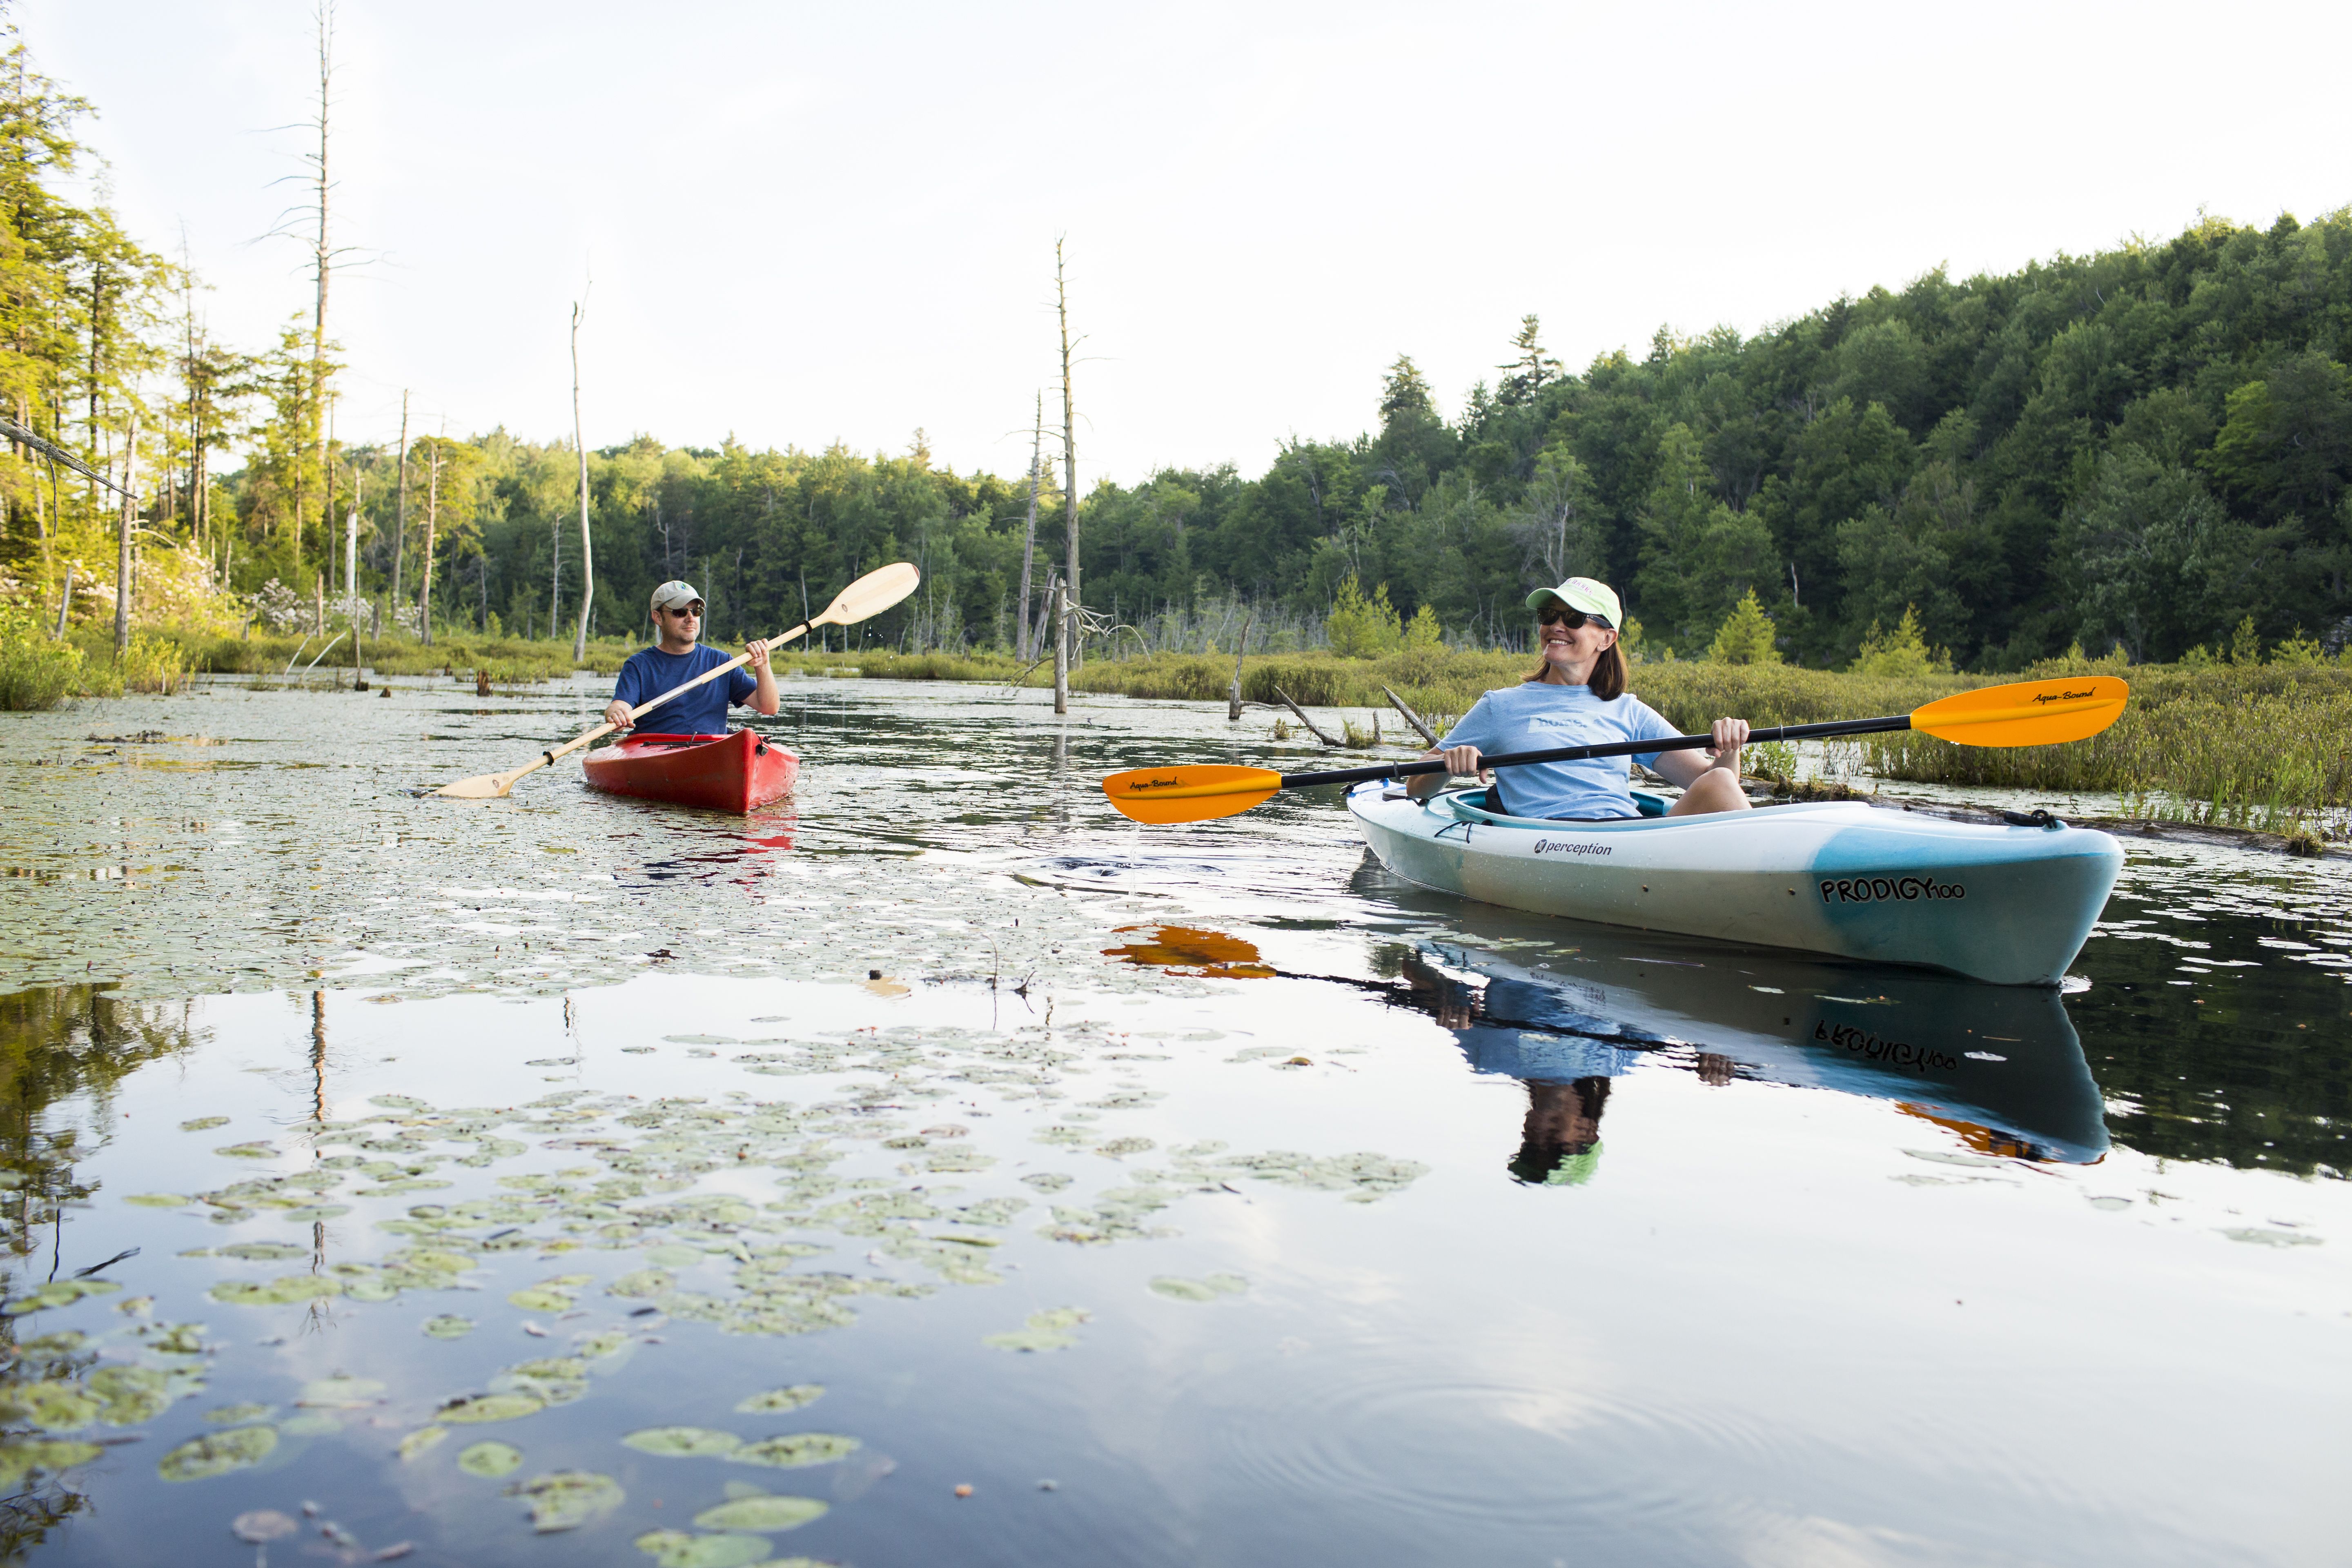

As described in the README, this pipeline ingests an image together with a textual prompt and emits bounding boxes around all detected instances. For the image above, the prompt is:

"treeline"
[1,13,2347,671]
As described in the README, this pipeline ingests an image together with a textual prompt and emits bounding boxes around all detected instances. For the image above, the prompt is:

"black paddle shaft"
[1277,713,1915,789]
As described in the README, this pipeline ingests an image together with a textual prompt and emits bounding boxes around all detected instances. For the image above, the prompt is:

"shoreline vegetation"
[13,615,2343,842]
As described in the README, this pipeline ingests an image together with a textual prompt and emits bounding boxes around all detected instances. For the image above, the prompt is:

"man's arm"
[604,661,638,731]
[744,639,780,715]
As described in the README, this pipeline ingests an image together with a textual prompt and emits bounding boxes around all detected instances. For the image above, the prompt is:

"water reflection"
[0,987,203,1552]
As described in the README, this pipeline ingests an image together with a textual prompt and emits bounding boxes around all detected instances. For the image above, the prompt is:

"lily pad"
[3,1279,122,1315]
[506,1287,575,1312]
[216,1241,305,1261]
[208,1276,343,1307]
[205,1402,272,1426]
[728,1433,859,1468]
[984,1305,1089,1352]
[370,1094,431,1110]
[506,1469,624,1532]
[398,1425,449,1461]
[459,1439,524,1478]
[693,1494,832,1532]
[436,1392,546,1424]
[1203,1272,1248,1294]
[635,1530,775,1567]
[91,1367,177,1425]
[231,1510,299,1542]
[734,1385,824,1414]
[215,1143,278,1160]
[0,1382,100,1431]
[0,1437,103,1485]
[644,1244,706,1268]
[300,1377,387,1407]
[179,1116,231,1131]
[607,1268,676,1299]
[1148,1276,1221,1302]
[279,1205,351,1224]
[122,1192,190,1208]
[157,1424,278,1482]
[622,1426,742,1458]
[421,1314,476,1340]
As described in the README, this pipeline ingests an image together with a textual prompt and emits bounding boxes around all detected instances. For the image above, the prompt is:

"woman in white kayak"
[1408,576,1751,819]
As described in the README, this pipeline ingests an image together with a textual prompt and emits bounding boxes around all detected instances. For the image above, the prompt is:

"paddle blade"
[819,561,921,626]
[1911,676,2131,747]
[1101,765,1283,824]
[432,768,527,800]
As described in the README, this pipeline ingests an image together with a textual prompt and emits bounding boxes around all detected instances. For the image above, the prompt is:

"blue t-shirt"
[1439,682,1678,820]
[612,644,757,735]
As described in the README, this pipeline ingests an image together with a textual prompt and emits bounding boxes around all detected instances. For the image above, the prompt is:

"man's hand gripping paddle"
[432,562,920,800]
[1099,676,2131,824]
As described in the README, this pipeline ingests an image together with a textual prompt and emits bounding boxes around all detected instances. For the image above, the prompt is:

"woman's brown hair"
[1526,637,1628,700]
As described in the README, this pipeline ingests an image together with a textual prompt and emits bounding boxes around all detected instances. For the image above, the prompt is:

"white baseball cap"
[650,581,704,613]
[1526,577,1621,628]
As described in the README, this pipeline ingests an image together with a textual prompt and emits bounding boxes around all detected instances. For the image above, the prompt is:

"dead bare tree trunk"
[309,2,336,582]
[391,391,408,609]
[113,412,138,654]
[419,437,441,647]
[1056,239,1080,679]
[1052,579,1069,715]
[1016,390,1042,661]
[1227,610,1254,721]
[571,298,594,661]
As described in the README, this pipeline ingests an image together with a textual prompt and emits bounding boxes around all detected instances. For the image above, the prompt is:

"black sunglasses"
[1537,606,1610,629]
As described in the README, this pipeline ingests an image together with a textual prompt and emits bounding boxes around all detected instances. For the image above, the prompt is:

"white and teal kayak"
[1347,783,2122,986]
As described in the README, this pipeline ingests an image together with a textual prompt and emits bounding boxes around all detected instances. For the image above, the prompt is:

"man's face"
[656,602,703,643]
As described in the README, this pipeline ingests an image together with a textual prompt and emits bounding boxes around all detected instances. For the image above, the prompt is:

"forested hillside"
[1,11,2346,671]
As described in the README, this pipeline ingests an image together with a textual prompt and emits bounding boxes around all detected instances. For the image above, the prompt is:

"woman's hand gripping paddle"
[1100,675,2131,824]
[432,562,921,800]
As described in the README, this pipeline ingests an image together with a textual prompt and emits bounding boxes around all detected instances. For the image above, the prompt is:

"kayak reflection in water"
[1407,577,1752,821]
[604,579,782,737]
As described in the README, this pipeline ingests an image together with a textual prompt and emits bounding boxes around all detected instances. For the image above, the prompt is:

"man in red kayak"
[603,580,781,735]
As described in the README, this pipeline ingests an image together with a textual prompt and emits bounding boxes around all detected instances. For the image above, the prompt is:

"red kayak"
[581,730,800,813]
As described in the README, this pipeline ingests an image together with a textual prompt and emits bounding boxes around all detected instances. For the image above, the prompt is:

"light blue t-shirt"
[612,644,757,735]
[1439,682,1679,820]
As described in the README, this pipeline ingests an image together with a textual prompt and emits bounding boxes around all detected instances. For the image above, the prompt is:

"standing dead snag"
[571,297,594,661]
[114,412,139,654]
[1054,238,1078,714]
[1017,391,1043,662]
[418,432,443,646]
[391,390,409,609]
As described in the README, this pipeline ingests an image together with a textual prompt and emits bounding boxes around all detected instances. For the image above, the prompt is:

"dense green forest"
[2,18,2347,671]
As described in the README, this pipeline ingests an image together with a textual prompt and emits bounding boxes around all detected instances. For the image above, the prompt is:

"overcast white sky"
[23,0,2352,485]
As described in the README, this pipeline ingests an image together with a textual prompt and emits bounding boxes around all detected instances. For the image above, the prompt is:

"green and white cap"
[1526,577,1620,628]
[650,580,704,612]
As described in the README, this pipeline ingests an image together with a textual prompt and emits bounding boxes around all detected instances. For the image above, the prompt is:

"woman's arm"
[1407,744,1485,799]
[1651,717,1748,788]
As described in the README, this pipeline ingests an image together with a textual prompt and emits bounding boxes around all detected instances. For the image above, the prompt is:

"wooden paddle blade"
[819,561,921,625]
[1911,676,2131,747]
[1101,765,1283,824]
[432,767,528,799]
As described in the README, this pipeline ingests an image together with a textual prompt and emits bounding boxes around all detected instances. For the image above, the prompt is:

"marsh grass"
[0,610,82,710]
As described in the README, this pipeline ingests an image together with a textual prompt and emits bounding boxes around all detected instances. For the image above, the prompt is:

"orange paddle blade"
[1911,676,2130,747]
[1101,764,1283,824]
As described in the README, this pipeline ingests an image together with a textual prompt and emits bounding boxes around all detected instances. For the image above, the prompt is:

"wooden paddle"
[433,561,921,800]
[1100,675,2131,824]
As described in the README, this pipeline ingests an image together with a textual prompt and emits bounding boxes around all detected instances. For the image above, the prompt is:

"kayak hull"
[581,730,799,813]
[1347,784,2121,987]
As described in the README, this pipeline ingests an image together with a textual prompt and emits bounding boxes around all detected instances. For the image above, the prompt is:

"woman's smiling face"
[1537,611,1617,677]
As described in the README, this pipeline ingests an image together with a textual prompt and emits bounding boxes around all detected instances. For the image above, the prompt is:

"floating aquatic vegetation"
[624,1426,743,1457]
[507,1273,592,1310]
[436,1392,545,1424]
[123,1192,189,1207]
[734,1385,824,1414]
[206,1241,307,1261]
[300,1377,387,1408]
[635,1530,776,1567]
[278,1205,351,1223]
[2,1278,121,1315]
[692,1494,832,1531]
[506,1469,624,1532]
[398,1425,448,1461]
[0,1382,101,1431]
[157,1424,277,1481]
[179,1116,229,1131]
[728,1433,859,1468]
[2219,1227,2323,1247]
[94,1366,187,1425]
[1095,1137,1156,1159]
[1020,1172,1074,1192]
[231,1510,299,1543]
[209,1275,341,1307]
[0,1437,102,1485]
[459,1439,524,1477]
[608,1268,677,1298]
[204,1401,272,1426]
[214,1142,278,1159]
[984,1306,1089,1352]
[1148,1273,1248,1302]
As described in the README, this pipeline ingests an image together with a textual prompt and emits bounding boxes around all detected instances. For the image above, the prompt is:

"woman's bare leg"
[1666,769,1753,817]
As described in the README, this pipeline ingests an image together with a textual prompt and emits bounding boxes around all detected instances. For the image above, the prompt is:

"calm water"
[1,673,2346,1567]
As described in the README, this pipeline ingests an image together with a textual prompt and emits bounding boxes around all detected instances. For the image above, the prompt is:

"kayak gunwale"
[581,728,799,815]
